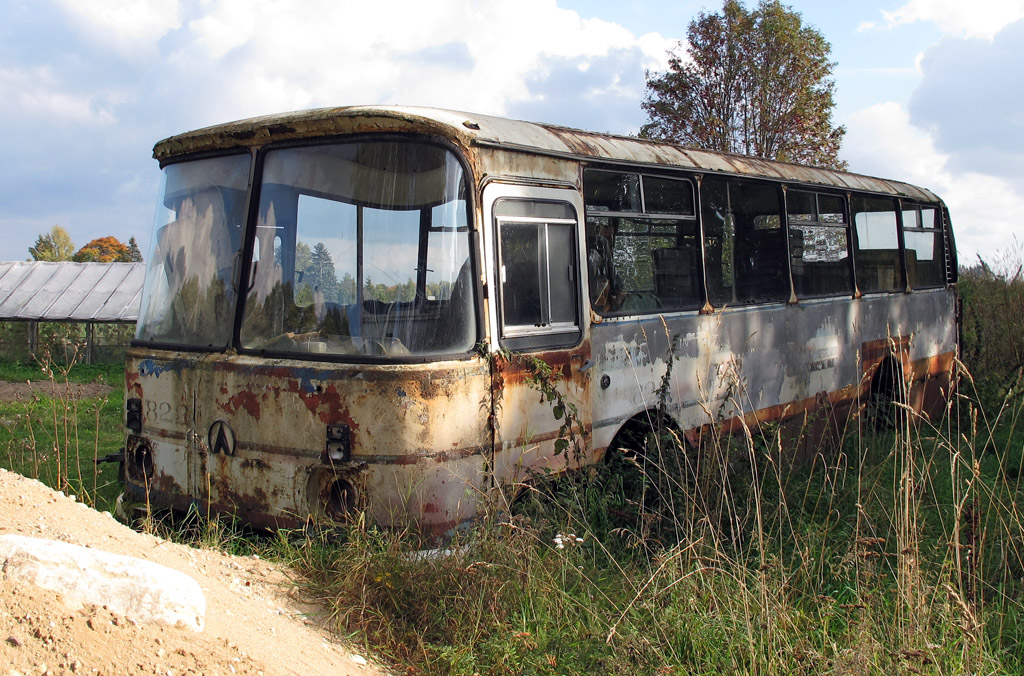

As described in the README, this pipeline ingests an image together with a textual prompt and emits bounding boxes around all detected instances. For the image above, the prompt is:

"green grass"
[4,353,1021,674]
[0,358,124,511]
[3,268,1024,675]
[276,392,1024,675]
[0,359,123,386]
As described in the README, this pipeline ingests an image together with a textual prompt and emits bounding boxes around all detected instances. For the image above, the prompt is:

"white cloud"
[0,66,116,124]
[844,102,1024,263]
[54,0,182,60]
[637,31,676,71]
[159,0,670,124]
[864,0,1024,39]
[909,22,1024,176]
[0,0,673,261]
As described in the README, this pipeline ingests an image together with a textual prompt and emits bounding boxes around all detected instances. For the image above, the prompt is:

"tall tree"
[126,236,144,262]
[307,242,339,299]
[73,236,134,262]
[28,225,76,261]
[641,0,846,170]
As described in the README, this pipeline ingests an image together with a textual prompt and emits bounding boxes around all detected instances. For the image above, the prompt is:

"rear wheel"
[604,412,701,545]
[866,357,906,430]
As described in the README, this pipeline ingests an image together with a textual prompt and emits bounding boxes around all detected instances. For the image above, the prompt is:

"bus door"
[484,184,593,494]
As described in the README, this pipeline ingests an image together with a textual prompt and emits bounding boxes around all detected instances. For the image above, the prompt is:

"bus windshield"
[240,141,475,357]
[135,154,250,347]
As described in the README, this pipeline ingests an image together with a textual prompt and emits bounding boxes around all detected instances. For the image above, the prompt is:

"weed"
[0,350,123,511]
[3,266,1024,675]
[278,342,1024,675]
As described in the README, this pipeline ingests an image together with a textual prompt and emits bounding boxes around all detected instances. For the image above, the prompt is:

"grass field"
[273,370,1024,675]
[0,359,124,511]
[2,267,1023,674]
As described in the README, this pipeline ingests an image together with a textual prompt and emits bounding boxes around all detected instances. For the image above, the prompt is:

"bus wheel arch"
[606,411,695,495]
[867,356,907,429]
[606,409,684,464]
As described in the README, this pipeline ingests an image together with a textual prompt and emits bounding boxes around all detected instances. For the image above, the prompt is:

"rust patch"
[220,388,262,419]
[677,350,956,458]
[284,379,359,428]
[678,381,863,455]
[361,444,486,466]
[307,465,370,522]
[543,126,605,157]
[214,483,271,516]
[145,467,182,503]
[125,368,140,389]
[861,335,911,372]
[495,343,591,388]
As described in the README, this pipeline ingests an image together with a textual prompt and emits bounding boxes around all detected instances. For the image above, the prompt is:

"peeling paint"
[127,106,957,537]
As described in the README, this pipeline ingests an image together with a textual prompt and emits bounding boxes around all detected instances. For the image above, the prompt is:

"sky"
[1,0,1022,269]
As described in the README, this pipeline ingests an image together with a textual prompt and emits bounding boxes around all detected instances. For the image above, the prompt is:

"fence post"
[86,322,94,365]
[28,320,37,359]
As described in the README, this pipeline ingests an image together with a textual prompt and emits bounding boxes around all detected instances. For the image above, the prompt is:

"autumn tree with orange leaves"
[72,236,143,262]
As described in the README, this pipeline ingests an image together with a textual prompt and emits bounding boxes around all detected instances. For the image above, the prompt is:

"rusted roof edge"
[151,105,942,204]
[152,106,476,162]
[472,137,941,204]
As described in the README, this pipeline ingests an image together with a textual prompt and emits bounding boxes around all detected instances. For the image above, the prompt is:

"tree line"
[28,225,143,263]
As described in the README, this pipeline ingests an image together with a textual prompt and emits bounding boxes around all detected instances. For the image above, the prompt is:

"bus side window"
[702,177,787,306]
[787,190,853,298]
[582,169,700,315]
[902,204,946,289]
[500,223,545,326]
[852,196,903,294]
[495,199,580,349]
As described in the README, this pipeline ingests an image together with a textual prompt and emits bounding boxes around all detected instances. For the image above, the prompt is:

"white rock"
[0,534,205,631]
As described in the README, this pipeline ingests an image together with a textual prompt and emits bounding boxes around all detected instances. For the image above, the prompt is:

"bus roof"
[153,105,941,203]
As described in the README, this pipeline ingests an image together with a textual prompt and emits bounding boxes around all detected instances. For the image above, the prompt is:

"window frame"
[900,202,948,289]
[133,150,254,352]
[584,168,697,220]
[785,188,854,300]
[231,134,481,363]
[851,194,905,295]
[700,175,789,308]
[493,198,582,350]
[583,167,702,317]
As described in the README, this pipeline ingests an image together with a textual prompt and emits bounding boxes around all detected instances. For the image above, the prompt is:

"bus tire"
[604,412,689,543]
[867,357,906,430]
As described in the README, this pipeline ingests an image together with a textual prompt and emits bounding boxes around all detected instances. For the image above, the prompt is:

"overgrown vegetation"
[278,268,1024,675]
[0,352,123,511]
[0,319,135,365]
[278,368,1022,674]
[2,268,1024,674]
[959,259,1024,402]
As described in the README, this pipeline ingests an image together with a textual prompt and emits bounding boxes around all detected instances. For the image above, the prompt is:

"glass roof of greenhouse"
[0,262,144,322]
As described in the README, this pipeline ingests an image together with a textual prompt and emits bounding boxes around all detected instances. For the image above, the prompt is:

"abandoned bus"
[123,106,957,535]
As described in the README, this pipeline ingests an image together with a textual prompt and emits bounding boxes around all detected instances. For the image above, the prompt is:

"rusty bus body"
[123,106,957,535]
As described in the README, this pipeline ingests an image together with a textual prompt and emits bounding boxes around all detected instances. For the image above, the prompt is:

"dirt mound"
[0,468,387,676]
